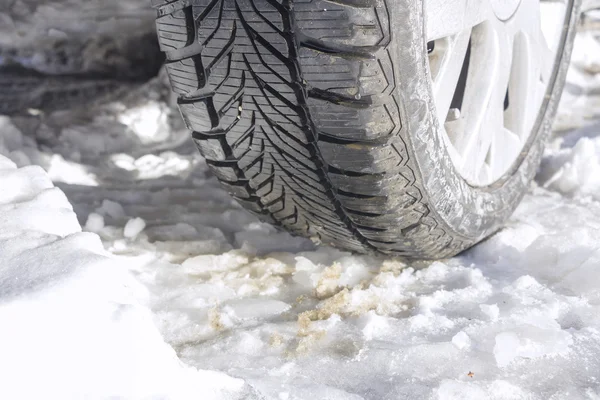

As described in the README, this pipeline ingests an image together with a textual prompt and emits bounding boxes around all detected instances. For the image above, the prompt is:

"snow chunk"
[337,257,371,287]
[84,212,105,233]
[223,298,291,320]
[295,256,319,272]
[124,217,146,239]
[480,304,500,322]
[110,153,137,171]
[182,252,249,274]
[98,199,126,219]
[46,154,98,186]
[452,331,472,350]
[494,332,521,367]
[357,311,389,341]
[133,152,193,180]
[118,102,169,145]
[292,256,320,288]
[543,135,600,199]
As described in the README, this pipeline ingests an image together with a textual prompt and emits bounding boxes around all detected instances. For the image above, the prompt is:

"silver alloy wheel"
[426,0,570,186]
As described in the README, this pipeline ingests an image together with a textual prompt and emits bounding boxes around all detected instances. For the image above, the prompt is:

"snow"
[541,132,600,199]
[124,217,146,239]
[0,0,157,76]
[452,331,472,350]
[493,332,523,368]
[84,212,105,232]
[0,156,250,400]
[2,19,600,400]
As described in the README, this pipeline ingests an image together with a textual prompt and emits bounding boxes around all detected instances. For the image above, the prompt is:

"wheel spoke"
[458,20,512,181]
[477,162,492,183]
[539,39,555,85]
[461,94,504,180]
[450,20,500,154]
[504,32,536,139]
[540,0,568,54]
[432,28,472,124]
[488,128,522,178]
[424,0,490,41]
[538,1,568,85]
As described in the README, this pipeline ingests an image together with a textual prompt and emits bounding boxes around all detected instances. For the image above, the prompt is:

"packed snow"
[2,16,600,400]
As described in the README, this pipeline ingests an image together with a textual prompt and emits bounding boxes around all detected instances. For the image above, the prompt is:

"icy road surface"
[2,27,600,400]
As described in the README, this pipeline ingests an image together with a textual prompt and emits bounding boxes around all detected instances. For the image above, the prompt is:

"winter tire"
[154,0,581,258]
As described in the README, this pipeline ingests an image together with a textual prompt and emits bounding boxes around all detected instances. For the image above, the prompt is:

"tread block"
[299,48,392,98]
[194,137,227,161]
[165,56,205,95]
[156,6,196,51]
[220,181,252,198]
[180,101,214,131]
[309,98,398,141]
[319,140,402,174]
[295,0,383,47]
[208,165,239,181]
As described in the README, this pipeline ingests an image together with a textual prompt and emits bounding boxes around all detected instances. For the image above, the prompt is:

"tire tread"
[155,0,461,256]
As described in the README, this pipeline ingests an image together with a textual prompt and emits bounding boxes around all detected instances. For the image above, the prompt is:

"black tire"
[153,0,581,258]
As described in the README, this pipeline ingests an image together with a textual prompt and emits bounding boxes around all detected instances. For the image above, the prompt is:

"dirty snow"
[2,19,600,400]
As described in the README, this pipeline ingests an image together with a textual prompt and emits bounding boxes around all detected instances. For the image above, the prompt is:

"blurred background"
[0,0,162,114]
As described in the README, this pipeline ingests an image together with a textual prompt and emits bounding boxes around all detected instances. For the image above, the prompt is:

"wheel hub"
[491,0,522,21]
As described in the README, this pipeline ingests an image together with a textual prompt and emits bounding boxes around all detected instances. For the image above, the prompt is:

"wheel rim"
[425,0,570,186]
